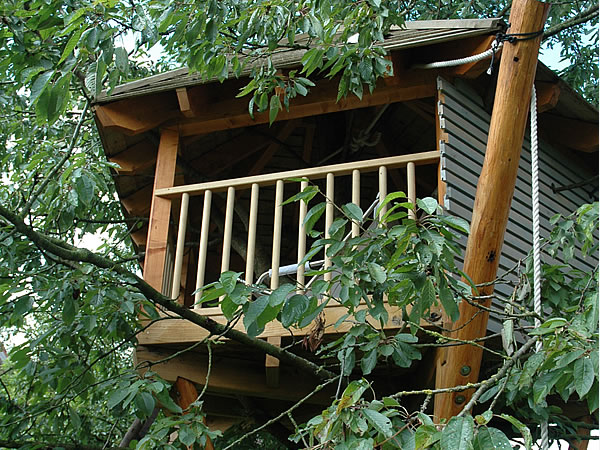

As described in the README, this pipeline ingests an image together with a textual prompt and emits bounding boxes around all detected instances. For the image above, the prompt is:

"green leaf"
[13,296,33,317]
[417,197,439,215]
[438,275,459,322]
[107,388,129,409]
[499,414,532,449]
[58,26,86,64]
[269,94,281,125]
[574,357,594,398]
[342,202,363,222]
[135,391,155,417]
[243,296,269,335]
[282,185,319,205]
[179,424,196,446]
[473,427,512,450]
[518,352,545,388]
[30,70,54,104]
[368,262,386,283]
[114,46,129,73]
[269,284,295,306]
[475,410,493,425]
[440,416,474,450]
[362,408,392,437]
[361,348,377,375]
[62,295,77,325]
[303,202,326,234]
[281,294,309,327]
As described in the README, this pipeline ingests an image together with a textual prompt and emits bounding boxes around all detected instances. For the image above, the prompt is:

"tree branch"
[0,202,335,382]
[543,4,599,41]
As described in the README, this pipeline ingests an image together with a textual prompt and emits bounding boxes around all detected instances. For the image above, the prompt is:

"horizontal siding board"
[442,108,593,206]
[438,77,597,337]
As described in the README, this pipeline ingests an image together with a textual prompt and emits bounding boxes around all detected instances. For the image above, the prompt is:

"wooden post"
[172,377,215,450]
[434,0,549,420]
[143,129,179,292]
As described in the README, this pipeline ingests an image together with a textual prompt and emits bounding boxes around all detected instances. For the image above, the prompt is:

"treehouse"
[93,18,598,436]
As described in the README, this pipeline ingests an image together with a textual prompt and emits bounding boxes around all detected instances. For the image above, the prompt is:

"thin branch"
[221,377,339,450]
[20,101,90,218]
[543,4,599,40]
[458,336,538,416]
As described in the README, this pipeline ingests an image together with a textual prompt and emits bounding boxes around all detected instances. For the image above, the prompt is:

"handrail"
[155,150,440,198]
[166,150,440,310]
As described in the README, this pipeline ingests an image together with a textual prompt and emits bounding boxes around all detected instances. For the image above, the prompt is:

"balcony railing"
[154,150,440,315]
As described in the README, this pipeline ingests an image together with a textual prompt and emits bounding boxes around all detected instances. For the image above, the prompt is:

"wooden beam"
[249,120,298,175]
[176,71,436,136]
[434,0,550,420]
[137,302,442,346]
[143,129,179,292]
[176,88,195,118]
[540,114,598,152]
[137,347,332,404]
[121,185,153,216]
[94,92,180,135]
[447,35,499,78]
[172,377,215,450]
[110,140,157,174]
[535,81,561,113]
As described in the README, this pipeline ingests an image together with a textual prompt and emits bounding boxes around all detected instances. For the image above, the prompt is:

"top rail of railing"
[155,150,440,198]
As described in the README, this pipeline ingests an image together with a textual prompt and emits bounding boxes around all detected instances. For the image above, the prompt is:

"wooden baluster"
[297,180,308,292]
[379,166,387,224]
[171,193,189,302]
[266,180,284,387]
[194,190,212,309]
[245,183,259,285]
[407,162,416,220]
[221,187,235,274]
[324,173,334,283]
[352,170,360,238]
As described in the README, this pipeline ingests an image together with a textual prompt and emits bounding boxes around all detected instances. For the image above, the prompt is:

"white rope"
[412,40,503,73]
[530,85,549,450]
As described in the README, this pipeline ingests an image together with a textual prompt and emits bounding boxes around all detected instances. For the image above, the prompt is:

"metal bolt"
[460,365,471,376]
[454,395,466,405]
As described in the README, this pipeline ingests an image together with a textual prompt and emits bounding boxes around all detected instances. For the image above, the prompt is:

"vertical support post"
[245,184,259,285]
[143,129,179,293]
[378,166,387,223]
[297,180,308,291]
[407,162,416,220]
[194,190,212,308]
[324,173,334,283]
[221,187,235,274]
[171,193,190,301]
[173,377,215,450]
[352,170,360,237]
[266,180,284,387]
[434,0,549,420]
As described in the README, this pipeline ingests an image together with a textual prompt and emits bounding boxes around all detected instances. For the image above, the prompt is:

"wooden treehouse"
[93,17,598,436]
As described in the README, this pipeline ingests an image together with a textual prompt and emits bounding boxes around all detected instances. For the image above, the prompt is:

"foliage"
[0,0,597,448]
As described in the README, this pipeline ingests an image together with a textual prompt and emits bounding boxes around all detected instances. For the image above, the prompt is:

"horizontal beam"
[174,71,436,136]
[540,114,598,152]
[94,92,180,136]
[109,140,157,174]
[138,302,442,346]
[154,151,440,198]
[136,346,333,404]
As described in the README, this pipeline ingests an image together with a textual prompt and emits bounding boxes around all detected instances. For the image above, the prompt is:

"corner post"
[434,0,550,420]
[143,128,179,292]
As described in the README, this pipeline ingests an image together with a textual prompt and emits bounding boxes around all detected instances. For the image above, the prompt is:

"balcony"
[138,150,440,347]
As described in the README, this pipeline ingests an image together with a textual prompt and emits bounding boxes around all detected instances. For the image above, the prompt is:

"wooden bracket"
[265,336,281,388]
